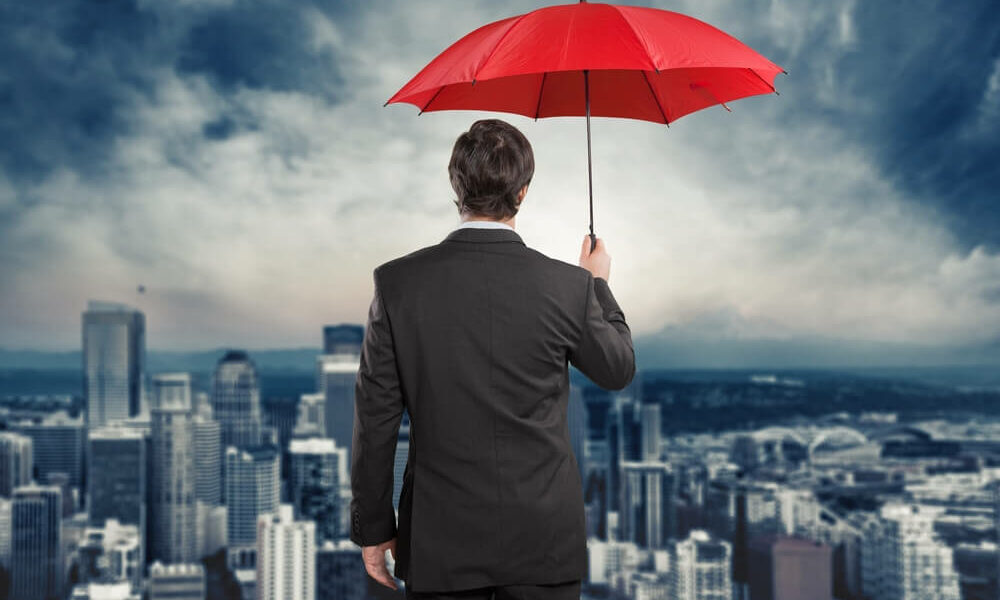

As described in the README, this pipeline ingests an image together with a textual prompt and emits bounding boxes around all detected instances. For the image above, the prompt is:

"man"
[350,119,635,600]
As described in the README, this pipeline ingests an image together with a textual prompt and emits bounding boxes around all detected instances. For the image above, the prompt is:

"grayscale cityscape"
[2,301,1000,599]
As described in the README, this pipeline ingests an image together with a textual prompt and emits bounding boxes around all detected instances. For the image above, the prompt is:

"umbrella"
[386,1,785,250]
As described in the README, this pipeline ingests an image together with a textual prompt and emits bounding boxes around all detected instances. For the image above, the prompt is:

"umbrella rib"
[534,72,548,121]
[748,68,780,95]
[641,70,670,126]
[418,87,446,115]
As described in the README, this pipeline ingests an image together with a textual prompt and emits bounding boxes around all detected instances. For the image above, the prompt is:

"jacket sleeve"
[568,275,636,391]
[350,269,405,547]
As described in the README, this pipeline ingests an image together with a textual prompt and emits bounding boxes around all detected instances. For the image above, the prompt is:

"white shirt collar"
[456,220,515,232]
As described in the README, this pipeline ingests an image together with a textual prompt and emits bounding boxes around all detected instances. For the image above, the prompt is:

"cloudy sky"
[1,0,999,362]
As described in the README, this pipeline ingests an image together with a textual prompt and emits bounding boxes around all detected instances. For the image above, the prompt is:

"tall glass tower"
[82,300,146,428]
[211,350,262,450]
[10,485,63,600]
[150,373,198,564]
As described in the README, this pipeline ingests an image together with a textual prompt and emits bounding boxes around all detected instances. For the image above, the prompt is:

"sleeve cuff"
[350,510,397,547]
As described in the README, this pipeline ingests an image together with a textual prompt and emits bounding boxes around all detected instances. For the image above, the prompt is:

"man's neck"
[460,215,516,229]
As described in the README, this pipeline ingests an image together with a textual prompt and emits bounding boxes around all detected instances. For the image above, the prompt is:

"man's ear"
[518,185,528,202]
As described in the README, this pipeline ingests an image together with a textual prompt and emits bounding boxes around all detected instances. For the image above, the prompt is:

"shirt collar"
[456,220,515,232]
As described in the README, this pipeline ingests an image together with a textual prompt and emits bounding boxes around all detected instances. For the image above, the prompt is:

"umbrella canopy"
[387,1,785,243]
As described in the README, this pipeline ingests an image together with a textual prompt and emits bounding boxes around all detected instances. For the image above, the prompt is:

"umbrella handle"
[589,232,596,254]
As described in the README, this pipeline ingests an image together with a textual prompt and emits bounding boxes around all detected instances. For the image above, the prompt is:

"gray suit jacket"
[350,226,635,593]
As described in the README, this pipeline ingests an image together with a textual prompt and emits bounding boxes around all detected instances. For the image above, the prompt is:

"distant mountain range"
[1,331,998,388]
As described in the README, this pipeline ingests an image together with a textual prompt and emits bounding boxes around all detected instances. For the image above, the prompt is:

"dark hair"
[448,119,534,220]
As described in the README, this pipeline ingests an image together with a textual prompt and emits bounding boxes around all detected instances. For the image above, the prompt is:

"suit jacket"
[350,226,635,593]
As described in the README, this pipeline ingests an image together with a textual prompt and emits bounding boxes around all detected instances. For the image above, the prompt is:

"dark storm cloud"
[0,1,159,185]
[747,0,1000,249]
[176,3,347,102]
[0,0,348,189]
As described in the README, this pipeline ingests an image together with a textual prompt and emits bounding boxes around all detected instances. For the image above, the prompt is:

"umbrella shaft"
[585,69,595,251]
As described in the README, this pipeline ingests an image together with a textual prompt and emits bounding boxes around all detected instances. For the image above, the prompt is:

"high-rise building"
[0,498,11,566]
[225,444,280,567]
[10,485,63,600]
[748,536,832,600]
[0,432,33,497]
[322,324,363,356]
[621,461,676,549]
[211,350,262,450]
[393,414,410,510]
[148,562,205,600]
[83,300,146,428]
[640,401,661,462]
[257,504,316,600]
[88,427,146,537]
[317,353,359,470]
[149,373,198,564]
[11,411,86,492]
[76,519,142,590]
[568,386,588,487]
[192,405,221,508]
[316,540,368,600]
[861,503,960,600]
[671,530,732,600]
[289,438,344,543]
[295,393,326,438]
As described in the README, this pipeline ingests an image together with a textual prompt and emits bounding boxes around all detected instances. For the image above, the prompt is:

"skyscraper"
[192,405,221,507]
[11,411,86,493]
[289,438,343,543]
[393,415,410,511]
[317,353,359,470]
[316,540,368,600]
[149,373,198,564]
[621,461,676,549]
[225,444,280,568]
[640,401,661,462]
[0,432,32,498]
[10,485,63,600]
[860,503,960,600]
[83,300,145,428]
[671,530,732,600]
[211,350,262,450]
[295,392,326,438]
[568,385,588,488]
[87,426,146,555]
[322,324,363,356]
[257,504,316,600]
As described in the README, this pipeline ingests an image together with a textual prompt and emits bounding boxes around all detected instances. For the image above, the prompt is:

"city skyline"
[2,1,999,358]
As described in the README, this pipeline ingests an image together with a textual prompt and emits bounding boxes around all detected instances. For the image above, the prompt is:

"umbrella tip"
[383,100,390,107]
[782,69,788,75]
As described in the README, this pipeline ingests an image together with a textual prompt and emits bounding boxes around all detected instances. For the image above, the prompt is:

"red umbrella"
[387,1,785,249]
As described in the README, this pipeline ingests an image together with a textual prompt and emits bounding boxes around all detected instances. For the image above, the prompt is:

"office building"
[150,373,198,563]
[317,353,360,470]
[211,350,262,450]
[12,411,86,492]
[83,300,145,428]
[322,324,363,356]
[225,444,280,567]
[0,432,33,497]
[257,504,316,600]
[148,562,205,600]
[296,392,326,438]
[316,540,369,600]
[88,427,146,533]
[76,519,142,590]
[748,536,832,600]
[10,485,63,600]
[0,498,11,565]
[640,402,661,461]
[861,503,960,600]
[192,406,222,507]
[671,530,732,600]
[621,460,675,549]
[568,385,588,486]
[289,438,343,543]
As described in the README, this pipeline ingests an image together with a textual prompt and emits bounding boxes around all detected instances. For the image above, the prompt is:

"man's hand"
[578,235,611,281]
[362,538,399,590]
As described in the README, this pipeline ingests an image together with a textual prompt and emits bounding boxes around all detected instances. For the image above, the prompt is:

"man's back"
[350,225,635,593]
